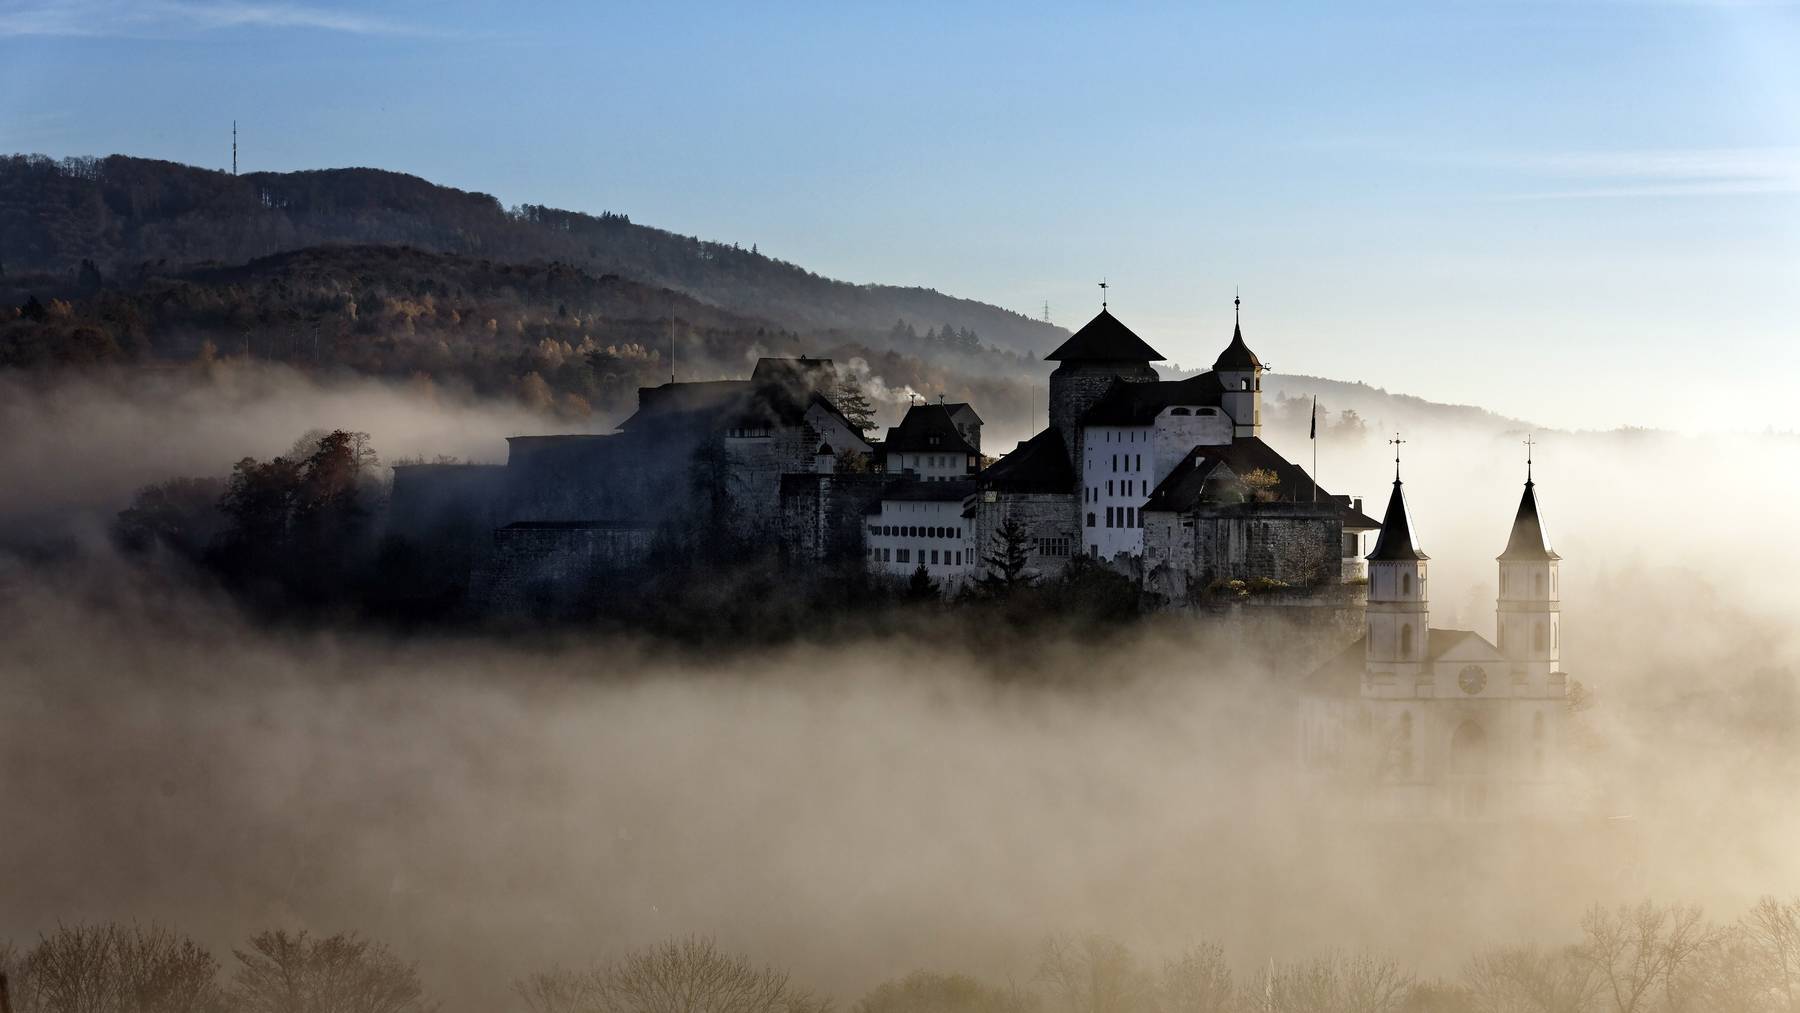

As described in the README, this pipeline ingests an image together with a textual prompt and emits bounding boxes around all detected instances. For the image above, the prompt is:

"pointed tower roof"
[1499,478,1559,561]
[1367,479,1428,561]
[1045,309,1165,362]
[1212,295,1262,371]
[1213,321,1263,371]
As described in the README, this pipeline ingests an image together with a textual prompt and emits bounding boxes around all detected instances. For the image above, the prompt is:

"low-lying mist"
[1,365,1797,1011]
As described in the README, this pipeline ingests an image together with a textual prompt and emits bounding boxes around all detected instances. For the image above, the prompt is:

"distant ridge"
[0,153,1068,355]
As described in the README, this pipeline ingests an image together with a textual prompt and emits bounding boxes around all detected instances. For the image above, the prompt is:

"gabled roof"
[1499,479,1560,561]
[979,428,1076,493]
[620,356,852,434]
[1426,628,1503,662]
[1141,438,1381,529]
[942,402,983,425]
[1044,309,1165,363]
[884,403,979,456]
[1079,373,1226,426]
[1367,480,1428,561]
[1212,320,1263,371]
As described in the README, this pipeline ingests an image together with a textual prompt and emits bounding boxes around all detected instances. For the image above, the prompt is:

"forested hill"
[0,153,1067,355]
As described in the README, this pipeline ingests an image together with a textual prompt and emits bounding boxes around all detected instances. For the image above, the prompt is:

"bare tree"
[1574,903,1712,1013]
[1267,952,1412,1013]
[1156,943,1234,1013]
[12,923,222,1013]
[1463,945,1597,1013]
[854,971,1035,1013]
[1744,897,1800,1013]
[230,930,433,1013]
[515,938,825,1013]
[1035,936,1151,1013]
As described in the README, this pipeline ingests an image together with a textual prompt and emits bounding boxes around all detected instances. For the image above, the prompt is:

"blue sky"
[3,0,1799,432]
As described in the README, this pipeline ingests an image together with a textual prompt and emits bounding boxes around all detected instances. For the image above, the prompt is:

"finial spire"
[1099,278,1108,311]
[1524,434,1535,485]
[1389,432,1407,482]
[1234,287,1240,323]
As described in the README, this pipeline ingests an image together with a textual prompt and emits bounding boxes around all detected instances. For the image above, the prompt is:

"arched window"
[1451,721,1488,776]
[1401,572,1413,596]
[1534,623,1547,652]
[1401,623,1415,659]
[1171,407,1191,416]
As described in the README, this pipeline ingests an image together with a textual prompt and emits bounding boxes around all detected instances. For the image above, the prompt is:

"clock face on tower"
[1459,665,1488,695]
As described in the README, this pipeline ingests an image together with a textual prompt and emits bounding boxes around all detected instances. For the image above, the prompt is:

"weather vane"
[1389,432,1406,481]
[1099,279,1108,311]
[1524,433,1535,484]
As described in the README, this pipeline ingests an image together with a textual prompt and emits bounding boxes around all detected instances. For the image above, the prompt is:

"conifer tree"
[830,380,877,435]
[981,518,1034,594]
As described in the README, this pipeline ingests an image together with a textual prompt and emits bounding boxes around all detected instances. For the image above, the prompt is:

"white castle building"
[1303,452,1569,819]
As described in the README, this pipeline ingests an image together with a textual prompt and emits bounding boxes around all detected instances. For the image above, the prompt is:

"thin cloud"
[1493,146,1800,199]
[0,0,426,38]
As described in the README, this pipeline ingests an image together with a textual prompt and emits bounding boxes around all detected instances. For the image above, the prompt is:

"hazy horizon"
[5,1,1799,434]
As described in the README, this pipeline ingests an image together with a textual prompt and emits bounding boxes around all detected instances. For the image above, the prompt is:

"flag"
[1309,396,1317,439]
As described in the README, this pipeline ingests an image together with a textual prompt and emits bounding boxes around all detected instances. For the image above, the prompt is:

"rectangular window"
[1112,455,1118,473]
[931,550,939,564]
[1106,507,1114,528]
[954,551,961,565]
[1107,481,1113,496]
[1136,454,1141,471]
[1126,507,1135,527]
[897,549,910,563]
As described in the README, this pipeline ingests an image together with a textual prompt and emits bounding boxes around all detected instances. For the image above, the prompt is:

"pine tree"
[981,518,1034,594]
[906,563,939,601]
[830,380,877,435]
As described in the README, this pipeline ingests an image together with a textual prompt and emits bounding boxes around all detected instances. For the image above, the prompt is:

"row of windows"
[1035,537,1072,558]
[909,454,969,470]
[1086,507,1143,529]
[1112,454,1142,473]
[871,548,965,566]
[1099,430,1144,442]
[725,426,771,439]
[1087,480,1148,501]
[870,524,963,539]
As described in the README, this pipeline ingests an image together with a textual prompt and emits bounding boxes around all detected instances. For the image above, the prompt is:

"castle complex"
[390,301,1572,818]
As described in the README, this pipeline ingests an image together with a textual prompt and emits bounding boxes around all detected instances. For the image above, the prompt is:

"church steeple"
[1365,434,1429,666]
[1368,437,1426,562]
[1496,439,1561,672]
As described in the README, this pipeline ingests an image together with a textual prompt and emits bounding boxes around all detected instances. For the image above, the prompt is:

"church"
[1300,451,1570,820]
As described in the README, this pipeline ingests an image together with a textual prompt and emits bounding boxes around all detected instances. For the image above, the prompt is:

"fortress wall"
[471,525,656,617]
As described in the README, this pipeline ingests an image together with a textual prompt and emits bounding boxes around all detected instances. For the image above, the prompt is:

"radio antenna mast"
[232,121,237,176]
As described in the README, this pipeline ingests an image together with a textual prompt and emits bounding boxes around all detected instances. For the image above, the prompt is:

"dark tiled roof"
[1367,480,1428,561]
[884,403,979,456]
[1078,373,1225,426]
[1045,309,1165,363]
[882,478,979,502]
[979,428,1076,493]
[1212,321,1263,371]
[1141,437,1378,529]
[943,402,984,425]
[621,356,858,437]
[1498,480,1559,561]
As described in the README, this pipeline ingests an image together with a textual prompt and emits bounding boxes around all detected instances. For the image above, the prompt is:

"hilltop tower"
[1214,297,1263,438]
[1044,308,1162,462]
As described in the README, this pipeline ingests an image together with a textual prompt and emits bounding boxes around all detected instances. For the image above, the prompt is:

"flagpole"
[1310,396,1318,503]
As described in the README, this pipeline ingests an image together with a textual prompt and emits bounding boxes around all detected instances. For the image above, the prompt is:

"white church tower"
[1496,443,1560,682]
[1365,443,1428,676]
[1214,297,1263,439]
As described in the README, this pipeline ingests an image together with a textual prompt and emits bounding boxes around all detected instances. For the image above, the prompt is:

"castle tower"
[1365,449,1428,673]
[1214,297,1263,439]
[1044,308,1162,463]
[1496,450,1560,681]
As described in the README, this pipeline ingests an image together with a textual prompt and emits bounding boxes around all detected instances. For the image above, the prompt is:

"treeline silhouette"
[0,243,1038,421]
[6,898,1799,1013]
[0,153,1065,356]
